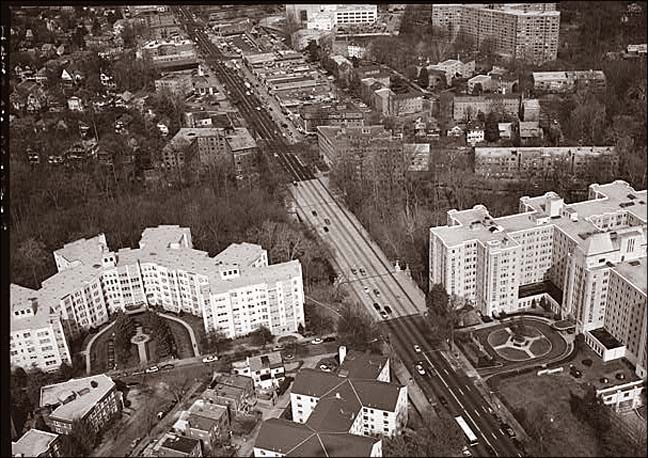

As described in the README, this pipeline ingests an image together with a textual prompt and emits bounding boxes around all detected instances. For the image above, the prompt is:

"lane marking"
[475,409,481,417]
[458,387,464,396]
[491,431,498,440]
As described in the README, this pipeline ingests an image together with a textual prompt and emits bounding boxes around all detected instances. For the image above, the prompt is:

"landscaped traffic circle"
[487,324,552,361]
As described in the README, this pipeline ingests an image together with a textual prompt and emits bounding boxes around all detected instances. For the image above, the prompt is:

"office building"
[10,284,72,372]
[11,226,305,341]
[532,70,607,94]
[474,146,618,180]
[155,73,194,97]
[431,3,559,65]
[429,180,647,377]
[298,103,365,134]
[40,374,123,435]
[140,39,197,66]
[12,429,62,457]
[286,5,378,31]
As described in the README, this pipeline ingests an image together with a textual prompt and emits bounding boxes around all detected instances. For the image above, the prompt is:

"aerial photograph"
[5,2,647,457]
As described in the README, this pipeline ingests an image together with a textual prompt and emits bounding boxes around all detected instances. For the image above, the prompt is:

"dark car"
[323,336,336,343]
[324,218,331,225]
[323,226,329,233]
[384,306,393,314]
[439,396,448,407]
[373,288,380,296]
[282,123,288,128]
[312,210,317,216]
[359,268,366,276]
[373,303,381,311]
[160,364,175,371]
[501,423,515,438]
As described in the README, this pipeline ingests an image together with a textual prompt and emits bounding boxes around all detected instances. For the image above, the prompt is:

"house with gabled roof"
[254,347,406,457]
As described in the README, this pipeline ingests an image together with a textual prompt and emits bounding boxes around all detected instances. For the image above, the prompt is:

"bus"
[455,415,478,446]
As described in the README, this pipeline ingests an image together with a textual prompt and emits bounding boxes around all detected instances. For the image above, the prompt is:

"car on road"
[351,268,358,275]
[256,106,261,111]
[363,285,370,293]
[380,310,388,319]
[373,288,380,296]
[130,438,141,449]
[273,153,279,157]
[324,218,331,225]
[312,210,317,216]
[202,354,219,364]
[501,423,515,438]
[284,353,294,360]
[373,303,381,311]
[383,305,393,314]
[359,268,366,276]
[415,363,426,375]
[160,364,175,371]
[145,365,159,374]
[462,445,472,457]
[132,370,145,376]
[311,338,323,345]
[414,344,422,353]
[281,123,288,128]
[273,344,285,351]
[439,396,448,407]
[292,181,298,186]
[323,226,329,233]
[319,364,332,372]
[323,336,336,343]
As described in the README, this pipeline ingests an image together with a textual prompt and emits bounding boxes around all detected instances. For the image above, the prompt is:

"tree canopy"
[384,409,464,457]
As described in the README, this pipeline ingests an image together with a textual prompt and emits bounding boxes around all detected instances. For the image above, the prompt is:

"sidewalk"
[392,354,437,417]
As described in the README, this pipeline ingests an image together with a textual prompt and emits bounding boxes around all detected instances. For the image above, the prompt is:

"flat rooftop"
[12,429,59,457]
[612,256,647,295]
[249,351,283,372]
[589,327,624,350]
[40,374,115,422]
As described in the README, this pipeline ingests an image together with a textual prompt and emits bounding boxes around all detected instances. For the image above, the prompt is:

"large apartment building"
[40,374,123,435]
[431,3,560,65]
[532,70,607,94]
[161,127,259,186]
[453,94,521,121]
[10,226,305,341]
[12,429,62,458]
[429,180,647,377]
[474,146,619,181]
[10,284,72,372]
[254,347,405,457]
[317,125,406,184]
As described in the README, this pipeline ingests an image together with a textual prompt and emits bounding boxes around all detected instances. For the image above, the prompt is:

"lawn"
[166,319,194,359]
[496,372,600,457]
[487,328,511,347]
[496,347,530,361]
[529,338,552,357]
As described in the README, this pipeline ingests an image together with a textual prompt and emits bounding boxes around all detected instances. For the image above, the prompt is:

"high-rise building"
[10,226,305,341]
[431,3,560,65]
[429,180,647,376]
[10,284,72,372]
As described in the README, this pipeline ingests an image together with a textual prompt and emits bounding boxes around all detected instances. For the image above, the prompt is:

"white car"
[145,365,159,374]
[319,364,332,372]
[462,445,472,457]
[415,364,426,376]
[202,354,219,364]
[273,344,284,351]
[311,338,323,345]
[363,286,370,293]
[414,345,422,353]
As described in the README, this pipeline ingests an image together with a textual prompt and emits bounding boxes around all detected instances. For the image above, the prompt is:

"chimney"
[339,346,347,365]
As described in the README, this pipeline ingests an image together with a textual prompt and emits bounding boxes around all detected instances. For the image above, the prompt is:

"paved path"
[159,312,201,357]
[86,320,116,375]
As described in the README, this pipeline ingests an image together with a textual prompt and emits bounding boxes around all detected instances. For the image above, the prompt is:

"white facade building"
[10,284,72,372]
[11,226,305,342]
[429,180,647,377]
[286,4,377,31]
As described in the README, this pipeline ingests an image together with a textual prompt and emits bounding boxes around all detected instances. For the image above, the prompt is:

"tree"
[384,409,464,457]
[336,305,380,352]
[201,330,230,355]
[251,325,273,348]
[525,405,559,456]
[484,112,499,142]
[304,302,335,335]
[112,311,136,363]
[472,82,483,95]
[91,18,101,36]
[60,418,98,457]
[426,284,459,348]
[16,237,48,288]
[418,67,430,89]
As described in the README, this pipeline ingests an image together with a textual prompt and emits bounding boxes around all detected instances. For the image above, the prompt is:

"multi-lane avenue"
[173,8,522,457]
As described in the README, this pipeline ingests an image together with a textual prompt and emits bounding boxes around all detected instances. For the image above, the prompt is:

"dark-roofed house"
[254,418,382,457]
[153,432,202,457]
[254,347,406,457]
